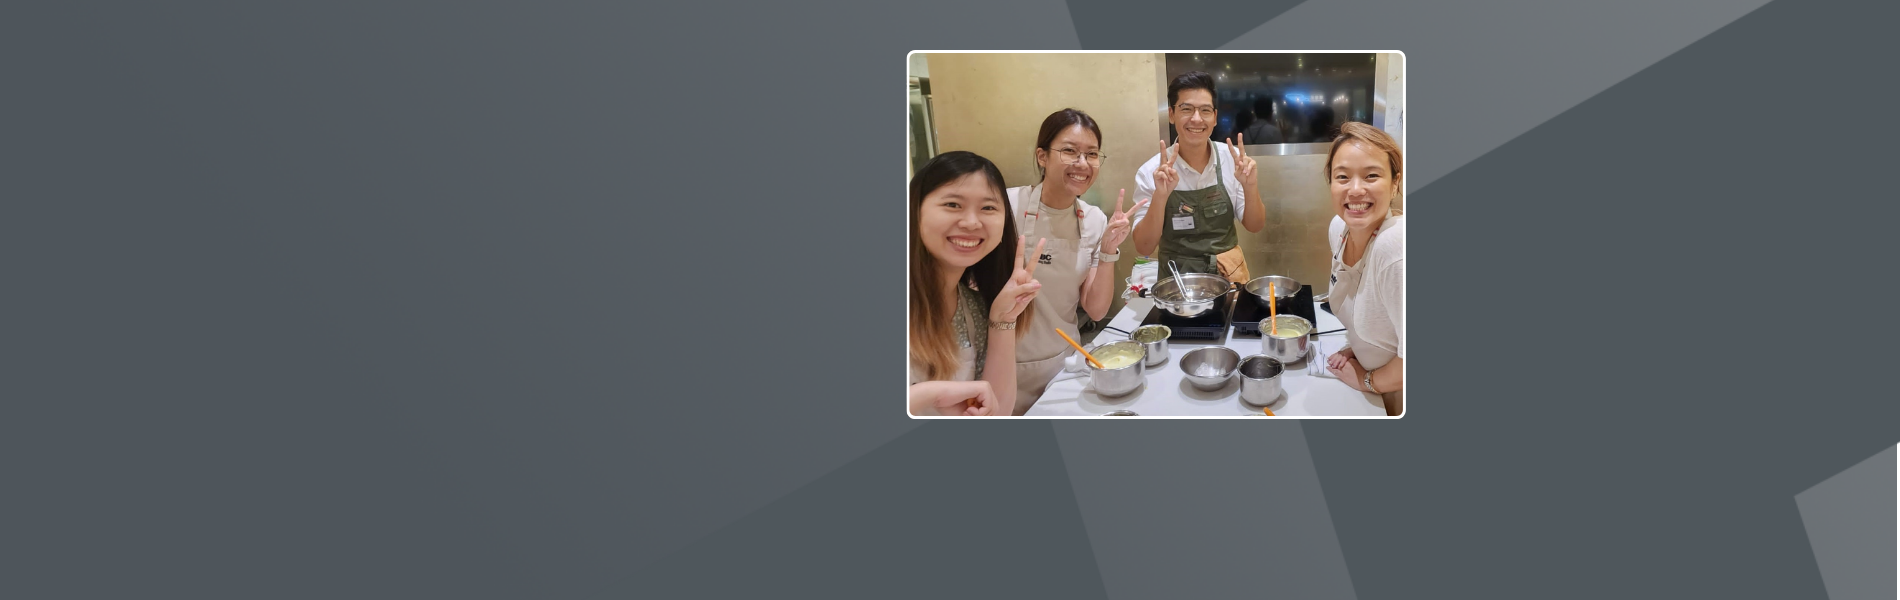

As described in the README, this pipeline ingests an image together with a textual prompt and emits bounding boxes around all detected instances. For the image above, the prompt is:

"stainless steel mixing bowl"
[1178,346,1241,391]
[1150,273,1233,317]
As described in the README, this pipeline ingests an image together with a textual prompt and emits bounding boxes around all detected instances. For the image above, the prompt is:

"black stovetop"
[1232,284,1318,338]
[1140,290,1234,341]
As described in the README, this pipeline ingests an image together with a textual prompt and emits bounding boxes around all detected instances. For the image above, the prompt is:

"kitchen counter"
[1024,298,1391,417]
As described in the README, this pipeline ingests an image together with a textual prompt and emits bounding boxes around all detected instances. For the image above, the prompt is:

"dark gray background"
[3,1,1895,598]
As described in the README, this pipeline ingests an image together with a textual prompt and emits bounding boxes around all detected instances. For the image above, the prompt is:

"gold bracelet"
[991,321,1017,330]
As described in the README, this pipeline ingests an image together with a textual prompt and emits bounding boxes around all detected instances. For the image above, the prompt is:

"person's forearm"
[1240,182,1265,233]
[982,328,1018,414]
[907,381,947,416]
[1079,260,1116,321]
[1133,211,1165,257]
[1369,357,1402,392]
[1374,357,1403,416]
[908,389,930,416]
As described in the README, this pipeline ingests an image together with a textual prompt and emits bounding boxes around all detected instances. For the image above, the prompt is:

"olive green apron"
[1155,151,1238,275]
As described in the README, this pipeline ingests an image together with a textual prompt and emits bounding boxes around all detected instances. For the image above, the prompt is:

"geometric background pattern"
[3,0,1895,597]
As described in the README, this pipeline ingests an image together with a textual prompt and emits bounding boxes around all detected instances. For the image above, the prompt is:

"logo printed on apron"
[1013,184,1096,412]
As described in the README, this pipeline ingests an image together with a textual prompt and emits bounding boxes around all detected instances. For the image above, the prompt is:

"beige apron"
[1012,185,1091,413]
[1330,217,1402,410]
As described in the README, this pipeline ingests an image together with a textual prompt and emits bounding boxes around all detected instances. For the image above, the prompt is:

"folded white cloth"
[1050,345,1097,385]
[1128,262,1158,289]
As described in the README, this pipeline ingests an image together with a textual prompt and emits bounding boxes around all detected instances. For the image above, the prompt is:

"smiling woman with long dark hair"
[908,151,1042,416]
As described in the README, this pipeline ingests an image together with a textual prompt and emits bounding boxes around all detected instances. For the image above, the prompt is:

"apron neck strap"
[1023,184,1084,221]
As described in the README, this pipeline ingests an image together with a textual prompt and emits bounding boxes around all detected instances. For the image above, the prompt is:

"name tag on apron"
[1172,215,1195,230]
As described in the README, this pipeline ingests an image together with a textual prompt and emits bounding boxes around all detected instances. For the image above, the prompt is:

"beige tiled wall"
[1238,153,1336,296]
[925,52,1403,309]
[927,53,1164,319]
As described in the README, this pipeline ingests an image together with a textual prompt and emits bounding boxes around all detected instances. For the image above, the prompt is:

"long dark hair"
[908,151,1030,380]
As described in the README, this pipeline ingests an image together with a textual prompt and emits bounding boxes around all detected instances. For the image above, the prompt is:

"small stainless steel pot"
[1243,275,1302,309]
[1238,355,1285,406]
[1132,325,1171,367]
[1086,340,1146,397]
[1258,314,1313,363]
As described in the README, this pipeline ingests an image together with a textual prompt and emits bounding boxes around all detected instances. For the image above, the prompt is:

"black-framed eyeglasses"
[1053,148,1106,166]
[1173,104,1216,118]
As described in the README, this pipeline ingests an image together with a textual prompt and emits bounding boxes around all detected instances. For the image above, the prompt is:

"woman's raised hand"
[991,235,1045,323]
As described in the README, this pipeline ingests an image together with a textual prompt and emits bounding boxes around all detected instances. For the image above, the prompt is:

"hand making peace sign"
[1152,140,1180,200]
[1098,188,1147,253]
[990,235,1045,324]
[1225,133,1257,181]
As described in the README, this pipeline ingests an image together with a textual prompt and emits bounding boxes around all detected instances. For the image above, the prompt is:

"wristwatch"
[1095,249,1119,264]
[1362,371,1378,394]
[991,320,1017,330]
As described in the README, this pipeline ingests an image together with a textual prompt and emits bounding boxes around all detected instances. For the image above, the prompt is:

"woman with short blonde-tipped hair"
[1322,122,1406,416]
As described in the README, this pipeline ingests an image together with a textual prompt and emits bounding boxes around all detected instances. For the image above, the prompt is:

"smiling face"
[1330,141,1396,230]
[1037,124,1100,199]
[1170,88,1216,144]
[917,172,1006,271]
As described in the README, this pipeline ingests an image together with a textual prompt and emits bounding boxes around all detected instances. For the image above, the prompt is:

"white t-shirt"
[1327,214,1405,371]
[1132,141,1249,226]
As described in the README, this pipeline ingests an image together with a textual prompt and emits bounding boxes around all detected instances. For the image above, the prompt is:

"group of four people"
[907,72,1406,416]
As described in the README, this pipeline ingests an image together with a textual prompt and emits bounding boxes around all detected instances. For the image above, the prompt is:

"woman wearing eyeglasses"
[1132,71,1267,276]
[1002,108,1143,411]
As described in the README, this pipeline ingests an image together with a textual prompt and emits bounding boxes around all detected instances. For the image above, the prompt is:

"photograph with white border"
[907,51,1405,418]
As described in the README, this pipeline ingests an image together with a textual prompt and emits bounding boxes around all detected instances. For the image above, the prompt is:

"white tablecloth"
[1023,299,1390,417]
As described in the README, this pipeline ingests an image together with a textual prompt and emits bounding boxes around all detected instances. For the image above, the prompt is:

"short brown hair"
[1167,71,1216,107]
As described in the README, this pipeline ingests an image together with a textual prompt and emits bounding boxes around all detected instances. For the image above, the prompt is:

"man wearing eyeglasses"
[1132,71,1267,278]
